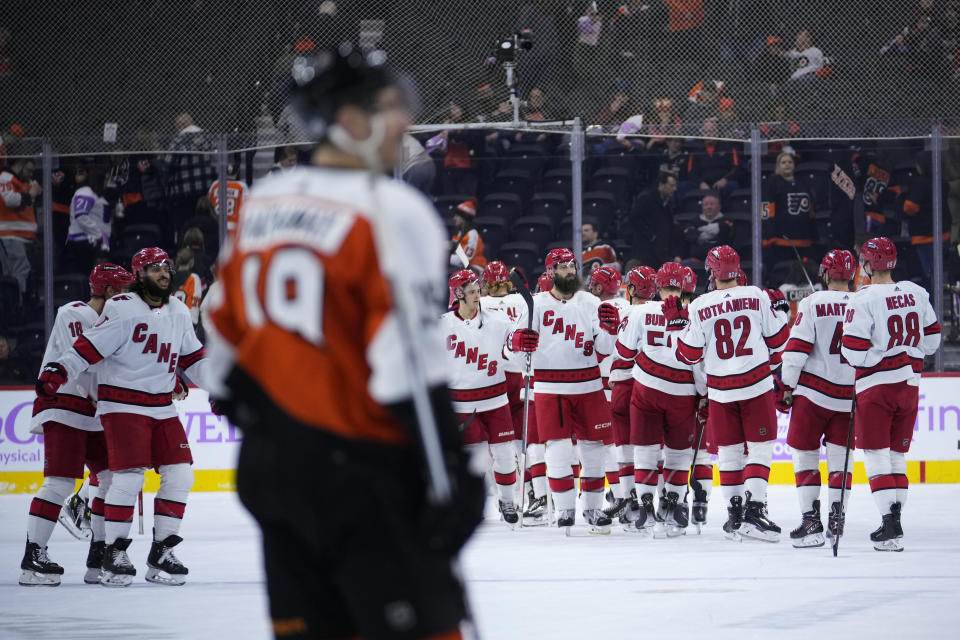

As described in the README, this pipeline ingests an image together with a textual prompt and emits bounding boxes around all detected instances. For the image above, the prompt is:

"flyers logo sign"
[787,193,810,216]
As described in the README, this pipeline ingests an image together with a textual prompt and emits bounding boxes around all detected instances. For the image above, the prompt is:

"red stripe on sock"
[104,504,134,523]
[154,498,186,519]
[605,471,620,485]
[868,474,897,492]
[549,476,575,493]
[571,464,581,478]
[794,469,821,487]
[719,470,743,486]
[90,497,105,517]
[529,462,546,478]
[29,497,62,523]
[693,464,713,481]
[494,471,516,486]
[663,468,689,486]
[743,464,770,481]
[634,468,658,485]
[619,465,635,478]
[523,469,531,483]
[580,477,605,492]
[827,471,852,489]
[892,473,908,489]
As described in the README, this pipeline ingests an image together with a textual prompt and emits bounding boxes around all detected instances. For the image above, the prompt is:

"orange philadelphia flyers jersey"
[207,179,246,240]
[205,167,450,445]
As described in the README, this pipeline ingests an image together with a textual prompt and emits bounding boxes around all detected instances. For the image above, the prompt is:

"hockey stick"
[781,235,816,290]
[509,268,535,528]
[137,491,144,535]
[687,399,708,534]
[833,395,856,557]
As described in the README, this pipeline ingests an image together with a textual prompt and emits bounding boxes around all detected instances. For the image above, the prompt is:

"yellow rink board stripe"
[1,462,959,494]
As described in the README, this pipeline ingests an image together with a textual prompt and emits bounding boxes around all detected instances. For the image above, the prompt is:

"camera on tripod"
[495,29,534,64]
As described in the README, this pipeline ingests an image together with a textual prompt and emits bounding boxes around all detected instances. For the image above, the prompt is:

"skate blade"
[873,539,904,552]
[19,570,61,586]
[739,523,780,543]
[521,516,548,527]
[145,567,187,586]
[57,513,91,541]
[694,522,704,535]
[84,567,103,584]
[665,526,687,538]
[791,533,825,548]
[723,529,743,542]
[99,571,134,587]
[587,526,611,535]
[652,523,667,539]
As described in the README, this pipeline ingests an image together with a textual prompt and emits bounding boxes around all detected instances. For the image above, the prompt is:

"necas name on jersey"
[885,293,916,310]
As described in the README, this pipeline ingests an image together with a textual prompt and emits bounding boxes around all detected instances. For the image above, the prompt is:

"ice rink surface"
[1,484,958,639]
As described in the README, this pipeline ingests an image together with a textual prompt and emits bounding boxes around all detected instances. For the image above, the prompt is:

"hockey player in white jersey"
[19,264,133,586]
[442,269,537,526]
[617,262,705,536]
[516,248,614,533]
[841,237,941,551]
[778,249,857,548]
[37,247,212,586]
[667,245,790,541]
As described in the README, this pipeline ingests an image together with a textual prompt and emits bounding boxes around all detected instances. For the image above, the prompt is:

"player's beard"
[137,277,173,304]
[553,272,581,296]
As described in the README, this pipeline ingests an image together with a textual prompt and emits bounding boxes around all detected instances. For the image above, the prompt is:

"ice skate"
[826,501,845,541]
[521,494,548,527]
[619,491,641,532]
[871,503,904,552]
[602,497,628,520]
[634,493,658,536]
[100,537,136,587]
[722,496,744,541]
[499,500,519,529]
[58,492,92,541]
[145,533,188,585]
[740,500,781,542]
[789,500,825,548]
[583,509,612,535]
[663,491,689,537]
[691,484,708,534]
[558,509,575,535]
[18,540,63,586]
[84,540,105,584]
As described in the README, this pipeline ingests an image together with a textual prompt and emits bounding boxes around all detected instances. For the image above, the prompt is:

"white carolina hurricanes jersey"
[32,301,101,432]
[841,281,940,392]
[480,293,526,373]
[441,307,514,413]
[57,294,209,419]
[594,297,632,398]
[617,300,706,397]
[676,285,789,402]
[781,290,856,412]
[516,290,603,395]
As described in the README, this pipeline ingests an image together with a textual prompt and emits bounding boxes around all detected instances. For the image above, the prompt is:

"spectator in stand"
[172,247,205,329]
[400,134,436,195]
[581,218,621,274]
[645,97,682,151]
[685,80,724,123]
[664,0,707,66]
[762,151,817,263]
[440,102,483,196]
[49,166,73,264]
[269,146,299,174]
[717,97,747,138]
[686,116,742,200]
[897,151,950,286]
[605,0,667,68]
[574,2,604,80]
[449,199,487,269]
[630,172,684,266]
[62,166,112,274]
[753,35,790,88]
[718,0,773,62]
[164,113,217,246]
[207,160,245,243]
[682,192,734,262]
[0,156,40,296]
[658,137,689,179]
[784,29,828,86]
[595,86,637,127]
[180,226,215,286]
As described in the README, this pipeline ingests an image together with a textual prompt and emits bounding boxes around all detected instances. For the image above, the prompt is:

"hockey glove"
[661,296,689,330]
[509,328,540,352]
[172,375,189,401]
[772,375,793,413]
[766,288,790,315]
[36,363,67,397]
[598,303,621,335]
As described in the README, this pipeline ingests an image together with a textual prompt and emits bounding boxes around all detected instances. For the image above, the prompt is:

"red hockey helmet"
[449,269,480,300]
[655,262,687,290]
[705,245,741,281]
[589,266,622,296]
[131,247,173,279]
[736,268,748,286]
[482,260,510,285]
[626,265,657,300]
[819,249,856,281]
[536,272,554,293]
[860,237,897,271]
[680,266,697,293]
[89,263,134,297]
[545,247,576,272]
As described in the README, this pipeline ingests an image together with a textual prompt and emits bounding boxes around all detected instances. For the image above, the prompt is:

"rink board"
[1,375,959,493]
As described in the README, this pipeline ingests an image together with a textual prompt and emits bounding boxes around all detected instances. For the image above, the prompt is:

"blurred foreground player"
[205,45,484,638]
[37,248,210,587]
[841,237,940,551]
[20,263,132,586]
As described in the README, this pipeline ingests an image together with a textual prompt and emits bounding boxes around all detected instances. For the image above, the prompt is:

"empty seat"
[53,273,90,308]
[589,167,632,202]
[583,191,619,233]
[473,216,508,255]
[530,192,568,220]
[726,188,753,213]
[0,276,19,330]
[490,169,533,203]
[120,224,162,256]
[497,241,541,280]
[510,216,555,252]
[542,168,572,195]
[479,193,523,225]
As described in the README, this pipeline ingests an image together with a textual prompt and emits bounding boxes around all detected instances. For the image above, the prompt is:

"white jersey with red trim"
[515,290,603,395]
[617,301,706,397]
[31,301,101,432]
[56,293,209,418]
[840,281,940,393]
[781,290,856,412]
[480,293,526,374]
[594,296,632,397]
[676,285,789,402]
[441,307,514,413]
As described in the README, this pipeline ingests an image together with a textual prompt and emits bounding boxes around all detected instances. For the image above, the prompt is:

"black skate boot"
[84,540,106,584]
[603,497,628,520]
[827,501,845,541]
[557,509,575,532]
[691,483,708,533]
[790,500,825,548]
[635,493,658,535]
[100,537,136,587]
[583,509,612,535]
[58,492,92,541]
[663,491,689,537]
[146,533,188,585]
[499,500,519,528]
[19,540,64,586]
[870,503,904,552]
[522,493,548,526]
[722,496,744,540]
[741,500,781,542]
[619,490,641,530]
[656,490,668,523]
